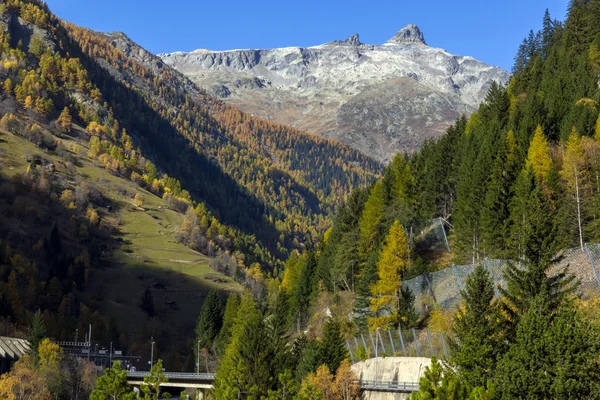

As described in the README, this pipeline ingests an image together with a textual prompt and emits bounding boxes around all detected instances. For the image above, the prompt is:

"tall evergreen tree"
[318,318,348,374]
[496,293,600,399]
[451,265,502,389]
[194,289,224,363]
[28,309,46,363]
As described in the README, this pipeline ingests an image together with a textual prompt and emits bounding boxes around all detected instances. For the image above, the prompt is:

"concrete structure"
[352,357,431,400]
[126,371,214,389]
[0,336,30,374]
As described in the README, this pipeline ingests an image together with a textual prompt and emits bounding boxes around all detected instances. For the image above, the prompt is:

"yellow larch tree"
[368,220,410,330]
[561,127,586,250]
[526,125,552,181]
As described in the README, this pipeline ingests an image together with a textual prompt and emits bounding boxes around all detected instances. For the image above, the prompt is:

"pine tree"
[140,359,170,400]
[496,293,600,399]
[90,361,136,400]
[194,289,223,354]
[139,287,155,318]
[213,293,280,399]
[369,221,410,330]
[481,133,516,257]
[214,294,240,356]
[451,266,501,389]
[499,258,576,342]
[318,318,348,374]
[28,309,46,363]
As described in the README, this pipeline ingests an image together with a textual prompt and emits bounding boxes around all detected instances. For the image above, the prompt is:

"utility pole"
[109,342,113,367]
[88,324,91,361]
[75,329,78,343]
[150,337,155,370]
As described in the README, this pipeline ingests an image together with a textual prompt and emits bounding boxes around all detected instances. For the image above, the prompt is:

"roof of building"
[0,336,30,360]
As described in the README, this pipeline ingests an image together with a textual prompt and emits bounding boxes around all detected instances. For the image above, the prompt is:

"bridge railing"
[126,371,215,381]
[358,380,420,393]
[347,329,451,363]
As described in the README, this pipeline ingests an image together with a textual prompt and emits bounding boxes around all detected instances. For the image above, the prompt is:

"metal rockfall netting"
[401,243,600,315]
[346,329,451,363]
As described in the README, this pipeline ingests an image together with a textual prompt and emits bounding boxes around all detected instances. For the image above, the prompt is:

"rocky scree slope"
[160,24,509,162]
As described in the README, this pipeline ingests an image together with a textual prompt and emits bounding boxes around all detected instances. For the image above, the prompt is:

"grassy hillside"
[0,113,240,366]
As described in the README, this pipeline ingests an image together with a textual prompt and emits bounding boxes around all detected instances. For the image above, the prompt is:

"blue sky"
[45,0,569,71]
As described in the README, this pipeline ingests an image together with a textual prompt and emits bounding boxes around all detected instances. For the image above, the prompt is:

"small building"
[0,336,30,374]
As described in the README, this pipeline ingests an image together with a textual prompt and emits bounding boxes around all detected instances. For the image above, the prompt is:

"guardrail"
[126,372,215,381]
[359,380,420,392]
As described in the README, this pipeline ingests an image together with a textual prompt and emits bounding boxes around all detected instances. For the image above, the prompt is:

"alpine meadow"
[1,0,600,399]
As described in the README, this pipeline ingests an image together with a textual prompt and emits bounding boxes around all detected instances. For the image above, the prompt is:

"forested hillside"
[284,1,600,327]
[196,2,600,398]
[0,0,382,371]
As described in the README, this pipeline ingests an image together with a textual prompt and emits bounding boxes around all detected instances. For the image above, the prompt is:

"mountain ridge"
[159,24,509,162]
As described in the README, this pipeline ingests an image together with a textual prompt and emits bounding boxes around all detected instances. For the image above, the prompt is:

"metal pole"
[440,332,449,359]
[150,338,155,369]
[388,330,396,355]
[426,330,434,357]
[75,329,78,343]
[109,342,112,366]
[398,329,406,356]
[360,334,369,357]
[197,341,200,374]
[412,328,420,357]
[346,340,354,363]
[374,328,379,383]
[88,324,91,361]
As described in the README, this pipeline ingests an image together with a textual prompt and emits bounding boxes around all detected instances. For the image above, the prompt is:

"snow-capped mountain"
[159,25,509,162]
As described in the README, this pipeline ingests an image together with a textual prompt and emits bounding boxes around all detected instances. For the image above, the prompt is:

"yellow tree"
[0,356,51,400]
[57,107,72,132]
[333,360,360,400]
[38,338,64,397]
[369,220,410,330]
[561,127,586,250]
[298,364,336,400]
[595,113,600,142]
[526,125,552,182]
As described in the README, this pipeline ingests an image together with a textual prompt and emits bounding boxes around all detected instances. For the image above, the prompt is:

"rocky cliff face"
[159,25,509,162]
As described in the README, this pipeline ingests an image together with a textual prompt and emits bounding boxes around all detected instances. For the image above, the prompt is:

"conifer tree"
[28,309,46,363]
[496,293,600,399]
[90,361,136,400]
[213,293,281,399]
[358,181,385,256]
[214,294,240,356]
[561,127,586,250]
[139,287,155,318]
[57,107,72,132]
[451,266,501,389]
[369,221,410,330]
[318,318,348,374]
[194,289,223,363]
[481,132,516,257]
[526,125,552,182]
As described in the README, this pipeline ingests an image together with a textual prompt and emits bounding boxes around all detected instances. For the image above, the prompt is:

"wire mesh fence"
[347,329,451,363]
[401,243,600,315]
[349,244,600,363]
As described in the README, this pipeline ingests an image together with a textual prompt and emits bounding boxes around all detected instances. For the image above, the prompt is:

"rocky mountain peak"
[344,33,361,46]
[386,24,426,45]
